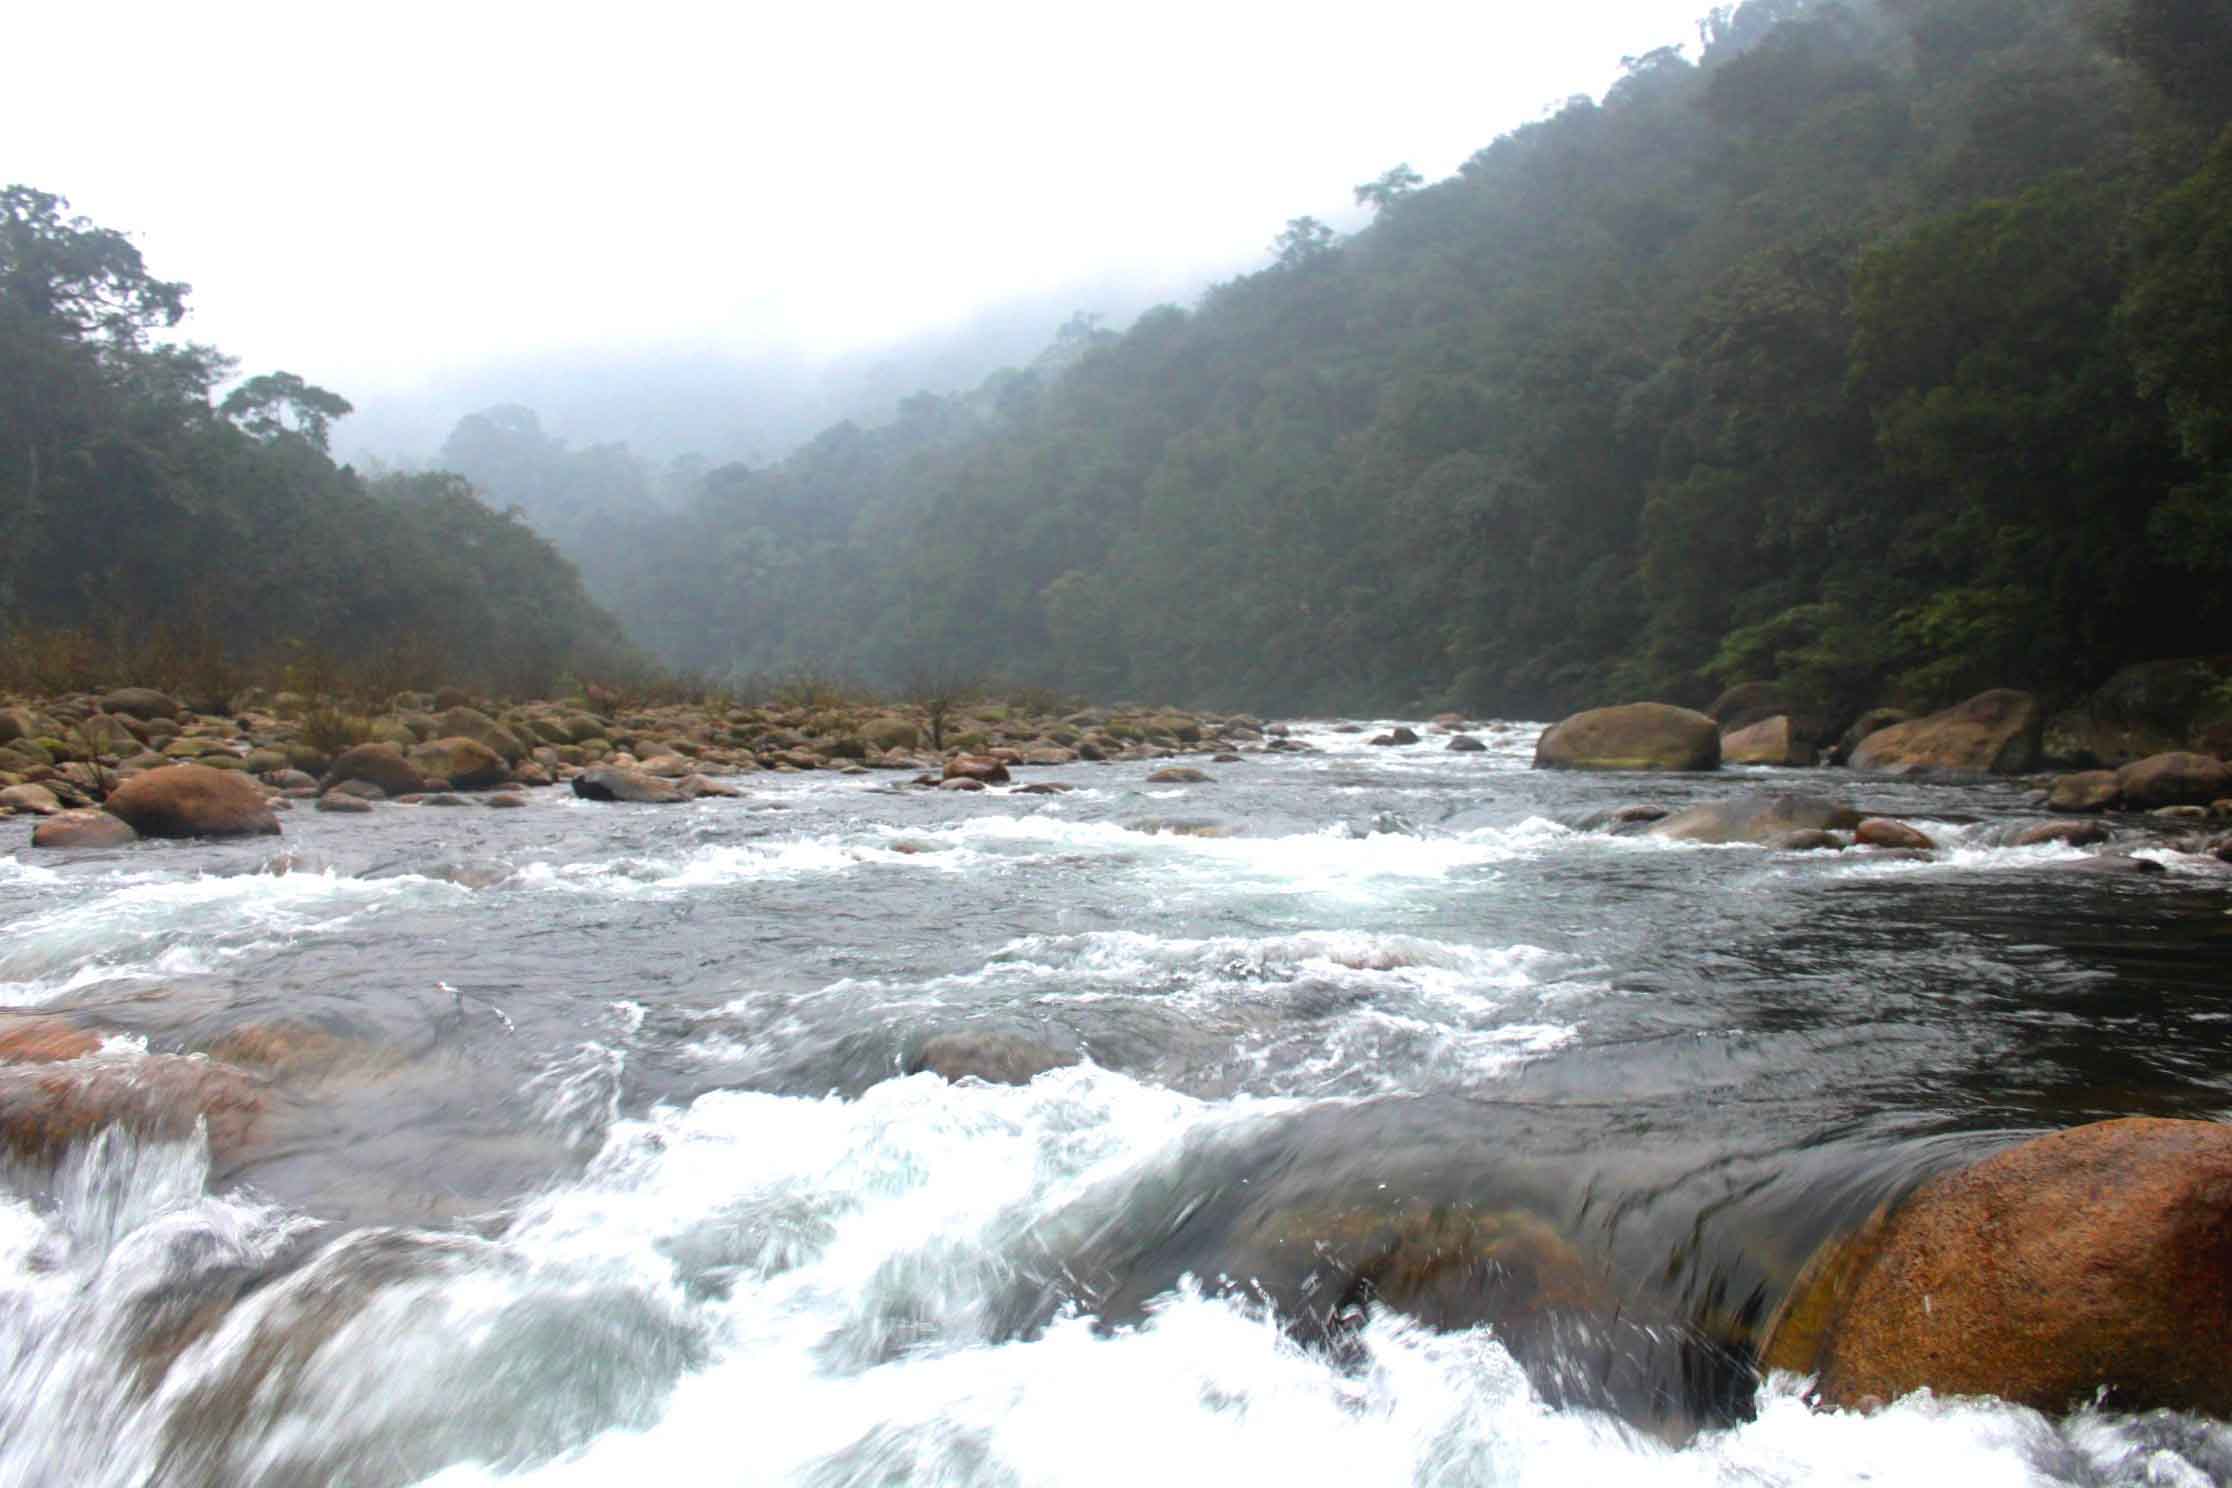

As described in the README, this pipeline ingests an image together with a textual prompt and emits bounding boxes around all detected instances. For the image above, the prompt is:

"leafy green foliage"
[0,190,638,697]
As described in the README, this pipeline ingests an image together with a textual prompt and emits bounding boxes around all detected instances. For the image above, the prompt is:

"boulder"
[320,743,430,799]
[0,1015,101,1064]
[405,736,509,791]
[0,1054,264,1165]
[571,766,689,804]
[97,687,182,721]
[905,1032,1080,1086]
[0,707,60,745]
[943,755,1011,785]
[1646,792,1862,845]
[1147,767,1210,784]
[1446,735,1488,753]
[0,783,64,816]
[1708,682,1801,735]
[1572,803,1673,832]
[1721,715,1816,767]
[102,764,280,839]
[314,794,374,814]
[30,810,139,849]
[1829,708,1911,766]
[1533,703,1720,772]
[2008,819,2113,848]
[1854,818,1935,851]
[2115,752,2232,811]
[1368,727,1421,747]
[1771,829,1847,852]
[434,706,528,764]
[75,713,143,756]
[1764,1119,2232,1418]
[2047,770,2121,813]
[1848,690,2041,775]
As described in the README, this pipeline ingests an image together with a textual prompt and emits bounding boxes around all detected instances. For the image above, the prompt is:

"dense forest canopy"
[463,0,2220,720]
[0,187,638,697]
[9,0,2231,721]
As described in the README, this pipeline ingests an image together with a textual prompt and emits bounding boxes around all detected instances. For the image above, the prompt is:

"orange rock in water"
[0,1015,101,1064]
[1766,1117,2232,1417]
[0,1055,266,1165]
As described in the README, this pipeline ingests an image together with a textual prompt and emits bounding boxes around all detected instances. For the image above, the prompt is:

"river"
[3,720,2229,1486]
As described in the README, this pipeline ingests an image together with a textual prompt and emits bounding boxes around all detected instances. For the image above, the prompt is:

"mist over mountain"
[337,264,1243,469]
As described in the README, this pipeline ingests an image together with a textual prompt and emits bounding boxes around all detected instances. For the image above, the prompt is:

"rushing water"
[4,721,2231,1486]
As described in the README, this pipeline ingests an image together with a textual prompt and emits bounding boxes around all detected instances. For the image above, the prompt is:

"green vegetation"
[14,0,2229,723]
[0,187,641,700]
[522,0,2230,721]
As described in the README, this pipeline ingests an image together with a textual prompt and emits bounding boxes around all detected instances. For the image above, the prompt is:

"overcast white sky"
[7,1,1703,403]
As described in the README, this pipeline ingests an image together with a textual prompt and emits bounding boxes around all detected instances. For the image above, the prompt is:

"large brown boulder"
[1764,1118,2232,1417]
[1534,704,1720,772]
[102,764,280,839]
[321,743,430,798]
[1646,791,1862,845]
[405,736,509,791]
[1826,708,1909,766]
[2115,752,2232,811]
[1721,715,1816,767]
[1848,690,2041,775]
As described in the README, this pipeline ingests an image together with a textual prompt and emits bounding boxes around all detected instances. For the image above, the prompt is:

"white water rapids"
[3,721,2229,1485]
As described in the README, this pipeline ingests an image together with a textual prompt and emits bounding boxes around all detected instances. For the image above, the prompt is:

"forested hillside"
[594,0,2232,719]
[0,188,638,698]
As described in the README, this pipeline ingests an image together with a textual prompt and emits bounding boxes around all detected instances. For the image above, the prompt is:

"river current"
[4,720,2231,1486]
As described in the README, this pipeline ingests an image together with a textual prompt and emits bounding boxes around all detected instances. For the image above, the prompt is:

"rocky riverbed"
[4,698,2232,1485]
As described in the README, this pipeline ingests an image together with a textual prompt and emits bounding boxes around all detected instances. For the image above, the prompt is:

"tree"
[220,371,354,450]
[1354,164,1423,215]
[1270,216,1335,269]
[0,186,187,349]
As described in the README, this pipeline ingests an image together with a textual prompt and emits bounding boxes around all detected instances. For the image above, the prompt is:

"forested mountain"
[0,188,638,697]
[590,0,2232,719]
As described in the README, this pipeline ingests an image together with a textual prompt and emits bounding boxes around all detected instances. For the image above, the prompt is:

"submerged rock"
[1765,1118,2232,1418]
[1646,792,1862,845]
[0,1015,102,1064]
[2006,819,2113,848]
[905,1032,1079,1086]
[104,764,281,839]
[0,1054,265,1165]
[1535,703,1720,772]
[571,767,689,804]
[1146,766,1210,784]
